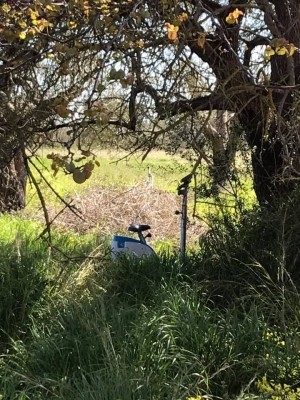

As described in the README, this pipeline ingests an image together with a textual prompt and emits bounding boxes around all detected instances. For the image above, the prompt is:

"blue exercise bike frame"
[111,173,193,259]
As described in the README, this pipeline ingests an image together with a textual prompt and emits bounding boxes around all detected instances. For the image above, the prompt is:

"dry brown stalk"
[31,179,205,246]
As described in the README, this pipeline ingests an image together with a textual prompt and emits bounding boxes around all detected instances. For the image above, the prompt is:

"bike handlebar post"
[138,231,146,244]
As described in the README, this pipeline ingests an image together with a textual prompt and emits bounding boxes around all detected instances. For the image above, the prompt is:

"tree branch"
[254,0,283,37]
[166,93,230,117]
[243,35,269,67]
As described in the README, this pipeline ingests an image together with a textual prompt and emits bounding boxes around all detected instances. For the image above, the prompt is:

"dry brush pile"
[42,180,205,245]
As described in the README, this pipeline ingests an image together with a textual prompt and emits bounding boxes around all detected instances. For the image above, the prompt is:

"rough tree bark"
[242,0,300,205]
[206,110,239,195]
[0,149,27,213]
[0,97,27,213]
[0,53,31,213]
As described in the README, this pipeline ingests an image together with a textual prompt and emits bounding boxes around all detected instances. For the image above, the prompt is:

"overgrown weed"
[3,189,300,398]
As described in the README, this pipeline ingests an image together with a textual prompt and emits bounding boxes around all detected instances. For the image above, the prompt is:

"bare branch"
[255,0,283,36]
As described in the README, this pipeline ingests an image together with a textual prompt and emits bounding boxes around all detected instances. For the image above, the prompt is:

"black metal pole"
[177,173,192,259]
[180,186,188,258]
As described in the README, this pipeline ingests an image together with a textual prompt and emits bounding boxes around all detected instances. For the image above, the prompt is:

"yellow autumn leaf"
[178,12,188,22]
[225,16,235,24]
[197,33,207,48]
[29,10,39,20]
[45,19,53,27]
[287,43,295,56]
[135,40,144,48]
[264,46,275,60]
[18,20,27,29]
[168,31,177,40]
[197,37,205,48]
[28,27,37,36]
[166,23,179,41]
[226,8,243,24]
[232,8,244,19]
[100,4,109,15]
[275,47,287,55]
[19,31,27,40]
[69,21,77,29]
[1,4,10,12]
[265,46,275,56]
[37,19,54,31]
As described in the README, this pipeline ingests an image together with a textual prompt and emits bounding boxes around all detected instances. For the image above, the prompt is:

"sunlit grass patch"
[26,149,190,209]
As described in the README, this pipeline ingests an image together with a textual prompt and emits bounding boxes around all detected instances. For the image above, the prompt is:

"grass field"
[1,211,300,399]
[25,149,256,250]
[4,149,297,400]
[27,149,190,205]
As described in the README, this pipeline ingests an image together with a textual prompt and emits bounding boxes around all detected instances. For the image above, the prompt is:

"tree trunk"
[206,110,231,194]
[240,106,295,207]
[0,67,28,213]
[184,1,300,207]
[251,140,290,206]
[0,150,27,213]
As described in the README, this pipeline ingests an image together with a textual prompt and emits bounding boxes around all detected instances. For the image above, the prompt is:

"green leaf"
[97,84,105,93]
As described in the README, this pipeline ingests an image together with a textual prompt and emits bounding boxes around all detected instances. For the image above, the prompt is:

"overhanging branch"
[165,93,232,117]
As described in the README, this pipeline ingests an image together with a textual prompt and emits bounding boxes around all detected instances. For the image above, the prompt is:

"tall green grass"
[0,215,107,350]
[1,248,300,399]
[3,277,300,399]
[2,189,300,399]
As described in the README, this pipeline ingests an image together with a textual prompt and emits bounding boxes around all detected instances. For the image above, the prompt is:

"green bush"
[196,189,300,310]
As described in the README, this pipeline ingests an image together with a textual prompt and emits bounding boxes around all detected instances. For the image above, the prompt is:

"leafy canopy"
[1,0,299,191]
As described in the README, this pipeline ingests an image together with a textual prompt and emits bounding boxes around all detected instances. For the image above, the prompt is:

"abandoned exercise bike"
[111,173,193,259]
